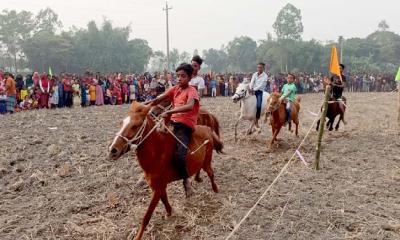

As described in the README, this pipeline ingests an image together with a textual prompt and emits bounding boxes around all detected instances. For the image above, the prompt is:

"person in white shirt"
[190,55,205,97]
[249,62,268,124]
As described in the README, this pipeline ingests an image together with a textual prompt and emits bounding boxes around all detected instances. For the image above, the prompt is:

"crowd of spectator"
[0,68,397,115]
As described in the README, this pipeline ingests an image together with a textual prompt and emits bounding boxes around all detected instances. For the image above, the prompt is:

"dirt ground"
[1,92,399,240]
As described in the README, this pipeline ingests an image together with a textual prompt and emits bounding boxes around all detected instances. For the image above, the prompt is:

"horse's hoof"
[135,178,148,188]
[212,184,219,193]
[185,189,194,198]
[166,209,172,217]
[127,229,137,240]
[195,177,203,183]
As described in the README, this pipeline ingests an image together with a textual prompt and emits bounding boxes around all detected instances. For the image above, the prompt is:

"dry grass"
[0,92,399,240]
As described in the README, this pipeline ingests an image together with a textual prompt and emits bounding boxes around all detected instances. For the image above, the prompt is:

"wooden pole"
[397,82,400,128]
[315,85,331,170]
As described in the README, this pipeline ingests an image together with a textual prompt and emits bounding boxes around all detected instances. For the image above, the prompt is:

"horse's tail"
[210,113,221,138]
[295,95,301,103]
[294,96,301,110]
[211,131,224,154]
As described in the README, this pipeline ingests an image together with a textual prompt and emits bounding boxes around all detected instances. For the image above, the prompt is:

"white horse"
[231,82,270,142]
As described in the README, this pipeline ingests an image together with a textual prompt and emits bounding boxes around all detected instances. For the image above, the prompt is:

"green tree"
[227,36,257,72]
[273,3,303,41]
[0,9,35,72]
[378,20,389,31]
[127,39,153,73]
[34,7,62,33]
[23,31,73,73]
[203,48,229,72]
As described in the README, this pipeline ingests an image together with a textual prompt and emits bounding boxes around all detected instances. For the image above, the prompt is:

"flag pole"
[397,82,400,128]
[395,67,400,128]
[315,84,331,170]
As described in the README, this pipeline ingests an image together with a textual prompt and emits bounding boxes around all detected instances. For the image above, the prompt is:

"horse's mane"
[271,92,281,98]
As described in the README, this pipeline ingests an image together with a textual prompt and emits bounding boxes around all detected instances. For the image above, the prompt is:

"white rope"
[224,107,321,240]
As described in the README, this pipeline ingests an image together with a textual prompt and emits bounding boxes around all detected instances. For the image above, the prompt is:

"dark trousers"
[64,91,73,107]
[255,90,263,119]
[172,122,192,179]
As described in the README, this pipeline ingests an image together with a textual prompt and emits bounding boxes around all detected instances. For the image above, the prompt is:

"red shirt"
[63,78,72,92]
[165,85,199,130]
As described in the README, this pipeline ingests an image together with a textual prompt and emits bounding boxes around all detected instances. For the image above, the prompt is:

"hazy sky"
[2,0,399,54]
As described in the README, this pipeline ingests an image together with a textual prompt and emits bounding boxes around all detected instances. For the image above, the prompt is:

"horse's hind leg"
[205,165,218,193]
[203,151,218,193]
[194,171,203,182]
[160,189,172,216]
[294,119,299,136]
[316,119,320,131]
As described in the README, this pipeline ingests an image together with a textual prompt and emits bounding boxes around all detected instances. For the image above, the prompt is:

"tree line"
[1,4,399,75]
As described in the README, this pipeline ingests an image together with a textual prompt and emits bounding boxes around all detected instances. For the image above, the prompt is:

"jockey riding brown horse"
[109,101,223,240]
[316,75,347,131]
[265,92,301,150]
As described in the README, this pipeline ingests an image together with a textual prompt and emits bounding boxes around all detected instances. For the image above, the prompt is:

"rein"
[267,100,281,114]
[115,106,210,155]
[115,115,161,150]
[233,89,249,101]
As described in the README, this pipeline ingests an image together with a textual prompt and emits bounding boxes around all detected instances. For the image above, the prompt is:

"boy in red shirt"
[149,63,199,197]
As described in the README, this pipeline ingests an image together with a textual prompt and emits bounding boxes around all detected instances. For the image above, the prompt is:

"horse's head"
[231,83,249,103]
[109,101,152,161]
[265,92,281,115]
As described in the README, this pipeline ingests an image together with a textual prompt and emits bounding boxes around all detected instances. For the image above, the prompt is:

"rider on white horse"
[249,62,269,128]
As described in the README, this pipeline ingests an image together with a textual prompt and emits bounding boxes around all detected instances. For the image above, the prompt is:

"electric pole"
[163,2,172,71]
[338,36,344,62]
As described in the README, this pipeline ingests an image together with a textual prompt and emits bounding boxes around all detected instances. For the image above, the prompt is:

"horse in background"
[265,92,301,150]
[108,101,223,240]
[316,97,346,131]
[231,82,270,142]
[316,78,347,131]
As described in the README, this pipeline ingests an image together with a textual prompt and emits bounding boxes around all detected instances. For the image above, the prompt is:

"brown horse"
[316,96,346,131]
[265,92,301,150]
[109,101,223,240]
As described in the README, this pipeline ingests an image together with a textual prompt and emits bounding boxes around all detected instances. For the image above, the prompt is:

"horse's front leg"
[246,121,255,135]
[316,119,320,131]
[234,118,241,142]
[132,190,162,240]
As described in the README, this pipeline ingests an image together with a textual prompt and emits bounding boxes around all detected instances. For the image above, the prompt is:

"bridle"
[115,117,149,147]
[232,89,249,101]
[266,98,282,114]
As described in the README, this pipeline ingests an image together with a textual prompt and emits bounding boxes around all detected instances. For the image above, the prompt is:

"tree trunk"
[14,52,18,74]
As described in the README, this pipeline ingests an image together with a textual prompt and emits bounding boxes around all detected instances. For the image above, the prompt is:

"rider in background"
[280,73,297,125]
[330,63,347,122]
[249,62,268,127]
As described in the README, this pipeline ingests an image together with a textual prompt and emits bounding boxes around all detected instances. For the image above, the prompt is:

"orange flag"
[329,46,343,83]
[330,46,341,76]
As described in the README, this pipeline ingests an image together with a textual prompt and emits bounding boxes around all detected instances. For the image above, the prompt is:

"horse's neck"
[272,103,286,123]
[135,119,167,174]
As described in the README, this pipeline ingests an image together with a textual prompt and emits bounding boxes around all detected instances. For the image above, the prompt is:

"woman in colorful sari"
[32,72,40,87]
[50,78,59,108]
[89,83,96,106]
[39,73,50,109]
[95,80,104,105]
